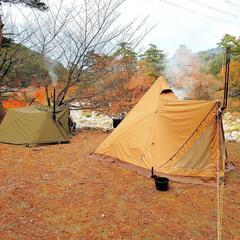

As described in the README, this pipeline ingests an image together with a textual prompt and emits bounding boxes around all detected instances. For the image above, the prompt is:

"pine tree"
[139,44,165,79]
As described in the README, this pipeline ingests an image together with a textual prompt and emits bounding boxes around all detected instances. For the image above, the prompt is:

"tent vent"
[160,89,173,94]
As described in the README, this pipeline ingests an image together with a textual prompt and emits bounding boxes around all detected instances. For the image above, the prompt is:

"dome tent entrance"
[94,77,226,183]
[0,105,70,146]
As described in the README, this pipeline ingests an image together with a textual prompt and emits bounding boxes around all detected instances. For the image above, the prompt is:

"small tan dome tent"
[0,105,70,146]
[94,77,226,183]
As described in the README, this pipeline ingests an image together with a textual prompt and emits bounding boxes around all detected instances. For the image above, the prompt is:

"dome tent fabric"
[43,105,71,136]
[0,105,70,145]
[94,77,226,182]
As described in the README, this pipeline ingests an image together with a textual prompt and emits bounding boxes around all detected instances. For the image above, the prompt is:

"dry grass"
[0,130,239,240]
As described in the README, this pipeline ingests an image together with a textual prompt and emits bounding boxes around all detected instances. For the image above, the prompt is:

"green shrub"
[83,111,92,118]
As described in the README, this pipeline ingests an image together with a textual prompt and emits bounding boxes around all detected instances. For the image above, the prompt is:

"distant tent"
[94,77,226,184]
[0,105,70,145]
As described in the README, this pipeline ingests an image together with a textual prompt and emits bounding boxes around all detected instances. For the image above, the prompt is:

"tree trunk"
[0,12,5,122]
[0,93,5,122]
[0,14,4,49]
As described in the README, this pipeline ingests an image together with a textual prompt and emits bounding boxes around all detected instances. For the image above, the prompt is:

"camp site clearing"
[0,130,239,239]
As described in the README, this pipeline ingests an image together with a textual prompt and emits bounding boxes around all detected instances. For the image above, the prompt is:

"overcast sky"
[4,0,240,56]
[119,0,240,56]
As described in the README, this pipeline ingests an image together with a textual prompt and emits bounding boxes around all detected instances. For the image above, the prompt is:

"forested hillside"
[1,34,240,115]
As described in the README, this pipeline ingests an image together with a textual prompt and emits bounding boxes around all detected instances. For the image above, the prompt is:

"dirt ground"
[0,130,239,240]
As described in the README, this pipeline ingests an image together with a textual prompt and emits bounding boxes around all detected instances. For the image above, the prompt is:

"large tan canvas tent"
[0,105,70,145]
[94,77,226,183]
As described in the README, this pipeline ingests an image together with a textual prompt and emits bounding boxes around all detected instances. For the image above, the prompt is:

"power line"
[159,0,240,26]
[189,0,240,19]
[222,0,240,10]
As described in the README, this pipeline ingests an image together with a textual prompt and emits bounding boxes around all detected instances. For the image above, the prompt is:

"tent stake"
[151,167,157,178]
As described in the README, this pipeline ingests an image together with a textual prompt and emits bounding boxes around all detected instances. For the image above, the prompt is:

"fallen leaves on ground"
[0,131,239,240]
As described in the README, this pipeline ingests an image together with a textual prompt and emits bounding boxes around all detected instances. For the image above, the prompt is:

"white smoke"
[45,58,58,87]
[164,45,200,99]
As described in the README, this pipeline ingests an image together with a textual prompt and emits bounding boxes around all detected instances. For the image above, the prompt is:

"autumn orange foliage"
[3,87,46,109]
[103,74,154,114]
[2,99,28,109]
[3,84,79,110]
[32,87,46,105]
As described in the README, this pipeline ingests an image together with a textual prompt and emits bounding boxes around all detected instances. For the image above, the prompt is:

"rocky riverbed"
[70,109,240,142]
[71,109,113,131]
[223,112,240,142]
